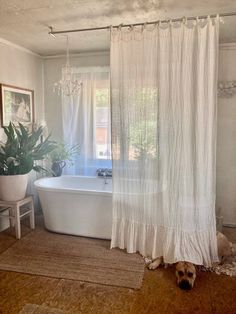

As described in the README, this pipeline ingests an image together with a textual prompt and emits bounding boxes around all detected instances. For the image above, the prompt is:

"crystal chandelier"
[53,36,82,97]
[218,81,236,98]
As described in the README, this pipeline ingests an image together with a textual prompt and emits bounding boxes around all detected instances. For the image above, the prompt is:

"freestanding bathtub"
[34,176,112,239]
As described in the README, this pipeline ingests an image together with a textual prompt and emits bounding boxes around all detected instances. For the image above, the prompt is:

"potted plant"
[49,142,79,176]
[0,122,55,201]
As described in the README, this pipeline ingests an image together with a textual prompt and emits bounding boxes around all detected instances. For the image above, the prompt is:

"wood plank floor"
[0,215,236,314]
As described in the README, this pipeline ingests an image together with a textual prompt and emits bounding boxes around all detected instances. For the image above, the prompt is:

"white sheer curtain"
[110,17,219,266]
[62,67,111,176]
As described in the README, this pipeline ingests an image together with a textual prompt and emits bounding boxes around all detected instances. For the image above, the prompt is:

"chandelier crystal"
[218,80,236,98]
[53,36,82,97]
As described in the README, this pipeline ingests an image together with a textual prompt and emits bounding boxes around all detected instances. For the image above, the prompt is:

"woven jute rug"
[19,304,69,314]
[0,229,144,289]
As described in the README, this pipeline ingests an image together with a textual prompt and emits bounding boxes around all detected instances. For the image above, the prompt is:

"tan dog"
[217,231,232,263]
[148,258,197,290]
[148,231,232,290]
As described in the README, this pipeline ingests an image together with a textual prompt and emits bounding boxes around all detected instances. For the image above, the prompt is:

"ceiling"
[0,0,236,56]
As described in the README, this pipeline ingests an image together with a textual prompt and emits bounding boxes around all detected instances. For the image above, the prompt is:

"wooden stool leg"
[14,205,21,239]
[29,200,35,229]
[9,207,15,228]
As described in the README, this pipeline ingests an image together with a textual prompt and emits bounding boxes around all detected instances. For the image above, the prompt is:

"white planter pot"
[0,174,28,201]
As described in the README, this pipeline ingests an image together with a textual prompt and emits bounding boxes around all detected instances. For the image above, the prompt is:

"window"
[62,68,111,175]
[95,83,111,160]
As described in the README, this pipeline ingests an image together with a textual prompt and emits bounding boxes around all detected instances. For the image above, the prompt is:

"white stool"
[0,195,35,239]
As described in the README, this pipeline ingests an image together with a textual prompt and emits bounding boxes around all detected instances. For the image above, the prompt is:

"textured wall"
[217,44,236,226]
[0,0,236,55]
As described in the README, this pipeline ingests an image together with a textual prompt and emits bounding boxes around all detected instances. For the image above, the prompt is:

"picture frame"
[0,84,34,127]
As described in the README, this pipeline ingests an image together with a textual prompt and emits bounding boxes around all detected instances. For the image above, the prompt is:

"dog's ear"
[194,265,201,273]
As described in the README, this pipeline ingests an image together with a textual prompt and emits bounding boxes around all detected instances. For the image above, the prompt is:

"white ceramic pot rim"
[0,173,29,177]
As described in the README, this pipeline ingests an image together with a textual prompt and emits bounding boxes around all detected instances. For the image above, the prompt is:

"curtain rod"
[49,11,236,36]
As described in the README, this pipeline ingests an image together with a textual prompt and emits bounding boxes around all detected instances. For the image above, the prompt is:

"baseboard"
[223,223,236,228]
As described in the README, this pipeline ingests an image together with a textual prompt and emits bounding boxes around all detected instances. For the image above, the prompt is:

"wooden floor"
[0,215,236,314]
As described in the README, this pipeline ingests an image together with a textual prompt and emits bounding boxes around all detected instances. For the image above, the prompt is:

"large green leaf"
[0,122,56,175]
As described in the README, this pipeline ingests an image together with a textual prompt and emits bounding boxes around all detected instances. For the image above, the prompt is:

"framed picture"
[0,84,34,127]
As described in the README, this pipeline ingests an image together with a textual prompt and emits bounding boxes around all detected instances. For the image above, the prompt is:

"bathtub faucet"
[96,168,112,184]
[103,171,108,184]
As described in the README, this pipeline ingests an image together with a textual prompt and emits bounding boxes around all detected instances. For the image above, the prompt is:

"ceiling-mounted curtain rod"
[49,11,236,36]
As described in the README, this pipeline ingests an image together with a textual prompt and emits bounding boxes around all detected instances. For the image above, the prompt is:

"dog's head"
[175,262,196,290]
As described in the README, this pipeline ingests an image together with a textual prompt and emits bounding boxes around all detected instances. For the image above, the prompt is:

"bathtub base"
[35,176,113,240]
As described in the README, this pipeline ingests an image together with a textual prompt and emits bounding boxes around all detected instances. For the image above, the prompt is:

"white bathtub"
[34,176,112,239]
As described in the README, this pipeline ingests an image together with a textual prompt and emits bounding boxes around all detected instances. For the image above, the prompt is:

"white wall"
[0,39,44,228]
[43,52,109,140]
[0,40,44,136]
[217,43,236,226]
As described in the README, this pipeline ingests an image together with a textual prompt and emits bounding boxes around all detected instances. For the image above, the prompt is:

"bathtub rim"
[34,175,161,197]
[34,175,112,197]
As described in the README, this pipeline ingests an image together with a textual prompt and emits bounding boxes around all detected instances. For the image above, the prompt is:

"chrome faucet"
[96,168,112,184]
[103,170,108,184]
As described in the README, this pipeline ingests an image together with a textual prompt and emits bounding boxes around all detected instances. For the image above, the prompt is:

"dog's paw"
[148,257,163,270]
[148,262,159,270]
